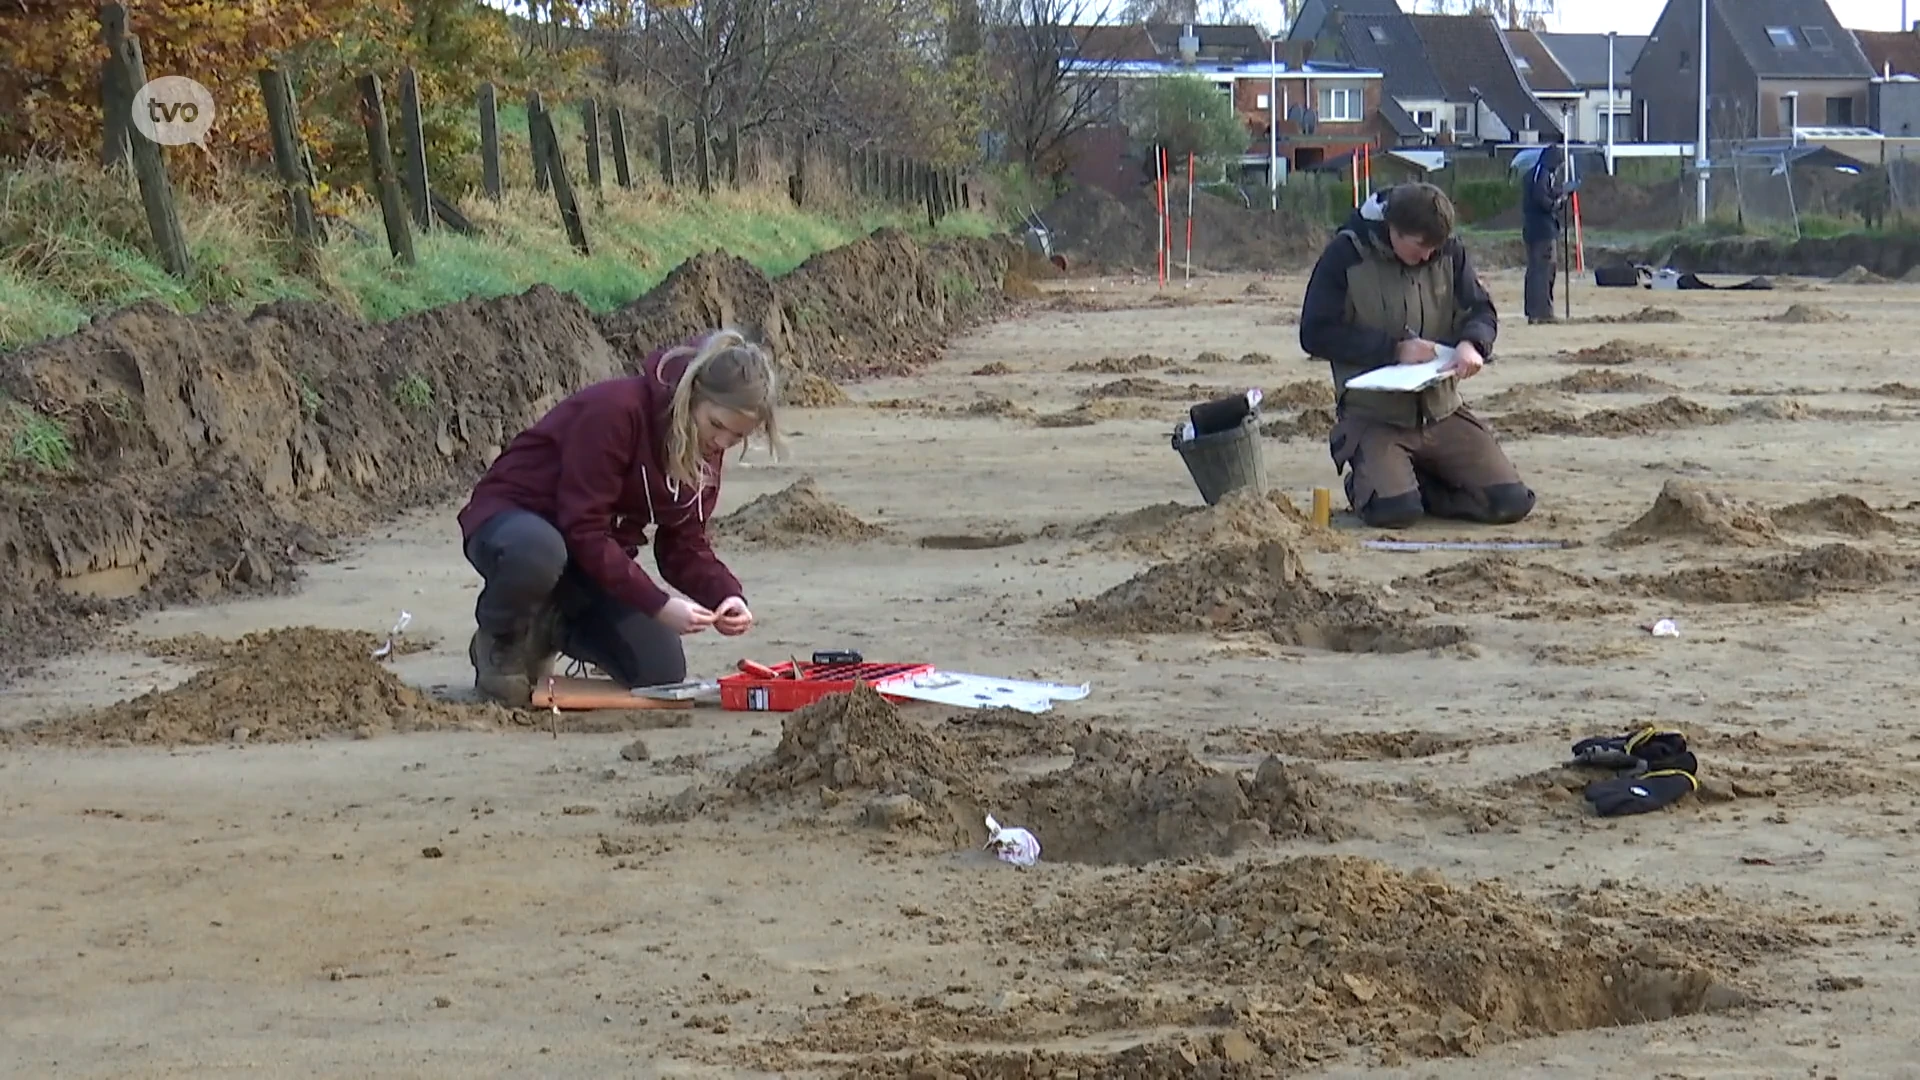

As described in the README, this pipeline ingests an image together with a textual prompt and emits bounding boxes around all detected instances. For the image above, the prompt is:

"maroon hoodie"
[456,338,744,616]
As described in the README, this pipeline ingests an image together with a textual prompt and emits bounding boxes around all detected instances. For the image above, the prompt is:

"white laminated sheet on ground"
[886,671,1091,714]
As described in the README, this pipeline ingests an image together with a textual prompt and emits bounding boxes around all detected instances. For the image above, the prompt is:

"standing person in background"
[1298,182,1536,530]
[1523,143,1568,325]
[455,329,783,705]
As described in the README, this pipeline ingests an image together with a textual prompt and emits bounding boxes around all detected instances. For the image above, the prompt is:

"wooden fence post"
[357,73,415,265]
[533,106,590,254]
[478,83,503,199]
[791,134,809,207]
[655,114,675,186]
[580,99,603,193]
[101,12,191,279]
[528,91,550,192]
[694,114,713,194]
[725,121,741,186]
[259,67,323,260]
[609,106,632,189]
[99,4,132,169]
[398,67,431,232]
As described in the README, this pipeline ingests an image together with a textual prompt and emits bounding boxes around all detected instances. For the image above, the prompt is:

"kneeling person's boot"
[470,629,534,706]
[523,604,564,688]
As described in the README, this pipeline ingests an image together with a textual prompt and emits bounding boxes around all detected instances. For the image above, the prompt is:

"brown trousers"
[1329,405,1532,526]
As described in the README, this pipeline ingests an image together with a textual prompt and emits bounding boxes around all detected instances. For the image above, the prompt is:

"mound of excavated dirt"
[1771,494,1902,537]
[1083,377,1227,401]
[1206,726,1478,761]
[600,231,1009,383]
[1401,554,1597,599]
[1872,382,1920,400]
[1260,407,1336,442]
[713,477,889,547]
[1264,380,1335,408]
[1068,353,1168,374]
[1038,184,1324,273]
[14,628,505,745]
[1554,369,1675,393]
[1584,306,1683,324]
[0,230,1011,680]
[1557,339,1692,366]
[1493,396,1725,439]
[783,371,851,407]
[729,685,988,804]
[1632,543,1904,604]
[1079,489,1345,559]
[1033,399,1165,427]
[1770,303,1846,323]
[1001,730,1354,864]
[1830,264,1889,284]
[1057,539,1464,652]
[970,361,1014,376]
[1610,480,1782,547]
[823,856,1785,1078]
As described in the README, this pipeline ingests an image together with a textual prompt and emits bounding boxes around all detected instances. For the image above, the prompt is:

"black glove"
[1584,752,1699,817]
[1569,726,1686,772]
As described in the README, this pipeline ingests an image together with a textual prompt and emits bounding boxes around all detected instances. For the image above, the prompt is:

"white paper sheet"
[886,671,1091,714]
[1344,347,1455,393]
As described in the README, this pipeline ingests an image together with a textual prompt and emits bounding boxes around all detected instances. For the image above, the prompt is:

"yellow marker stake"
[1310,487,1332,528]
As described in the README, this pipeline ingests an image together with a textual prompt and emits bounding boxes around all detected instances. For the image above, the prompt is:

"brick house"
[1057,23,1387,191]
[1631,0,1876,142]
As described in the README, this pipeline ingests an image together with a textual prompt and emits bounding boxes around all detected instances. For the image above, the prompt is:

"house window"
[1320,86,1361,122]
[1413,108,1436,130]
[1766,25,1797,48]
[1367,24,1388,44]
[1514,56,1531,72]
[1801,25,1832,49]
[1256,93,1270,109]
[1453,103,1470,130]
[1826,95,1854,125]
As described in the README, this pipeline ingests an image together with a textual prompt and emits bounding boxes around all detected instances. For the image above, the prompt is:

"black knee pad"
[1360,491,1424,529]
[1483,483,1536,524]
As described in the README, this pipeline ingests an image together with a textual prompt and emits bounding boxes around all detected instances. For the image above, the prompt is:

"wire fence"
[1676,141,1920,235]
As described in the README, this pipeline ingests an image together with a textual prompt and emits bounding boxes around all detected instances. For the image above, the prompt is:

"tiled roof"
[1505,29,1578,92]
[1332,11,1447,100]
[1852,28,1920,77]
[1701,0,1874,79]
[1536,31,1646,87]
[1407,14,1562,139]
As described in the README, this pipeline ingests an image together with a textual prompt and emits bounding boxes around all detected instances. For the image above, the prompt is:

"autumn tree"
[980,0,1126,179]
[1124,74,1249,177]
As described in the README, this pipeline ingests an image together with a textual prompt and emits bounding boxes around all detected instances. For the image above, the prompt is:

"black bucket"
[1172,414,1265,506]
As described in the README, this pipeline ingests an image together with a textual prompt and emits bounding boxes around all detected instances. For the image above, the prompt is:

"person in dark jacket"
[455,328,782,705]
[1522,143,1567,323]
[1299,182,1535,530]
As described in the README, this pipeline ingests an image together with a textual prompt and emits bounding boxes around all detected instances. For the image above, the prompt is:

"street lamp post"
[1269,34,1280,207]
[1606,30,1617,175]
[1694,0,1709,222]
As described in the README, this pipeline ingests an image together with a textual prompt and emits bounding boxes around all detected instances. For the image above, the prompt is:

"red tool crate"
[718,660,936,712]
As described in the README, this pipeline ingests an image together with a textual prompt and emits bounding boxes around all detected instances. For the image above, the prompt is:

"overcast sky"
[480,0,1918,37]
[1244,0,1918,36]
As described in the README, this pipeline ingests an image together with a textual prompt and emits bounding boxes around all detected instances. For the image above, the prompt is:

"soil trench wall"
[0,228,1011,674]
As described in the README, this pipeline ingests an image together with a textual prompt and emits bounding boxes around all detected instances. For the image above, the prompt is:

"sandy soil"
[8,268,1920,1078]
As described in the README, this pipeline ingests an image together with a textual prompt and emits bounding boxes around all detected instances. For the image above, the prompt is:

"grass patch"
[2,399,73,474]
[1,150,996,355]
[390,373,434,411]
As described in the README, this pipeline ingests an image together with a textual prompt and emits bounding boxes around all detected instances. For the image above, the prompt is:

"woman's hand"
[712,596,754,637]
[655,596,717,636]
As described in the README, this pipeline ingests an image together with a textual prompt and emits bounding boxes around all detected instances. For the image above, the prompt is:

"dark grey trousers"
[1524,237,1558,320]
[462,509,687,688]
